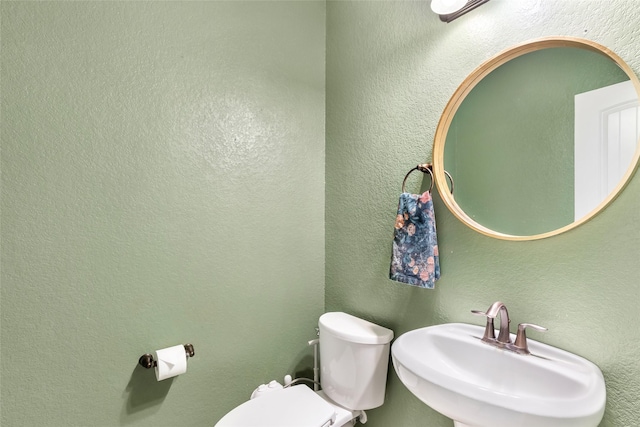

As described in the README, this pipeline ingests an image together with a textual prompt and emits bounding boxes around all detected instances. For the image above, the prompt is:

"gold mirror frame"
[432,36,640,241]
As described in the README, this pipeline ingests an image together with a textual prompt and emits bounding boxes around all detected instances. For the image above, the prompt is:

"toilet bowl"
[215,312,394,427]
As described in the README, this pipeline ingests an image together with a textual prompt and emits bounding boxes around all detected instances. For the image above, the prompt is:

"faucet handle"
[513,323,548,355]
[471,309,496,341]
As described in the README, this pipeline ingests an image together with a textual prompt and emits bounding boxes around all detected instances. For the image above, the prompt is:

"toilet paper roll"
[155,345,188,381]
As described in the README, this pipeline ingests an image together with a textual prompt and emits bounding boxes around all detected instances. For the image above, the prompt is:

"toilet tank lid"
[319,312,394,345]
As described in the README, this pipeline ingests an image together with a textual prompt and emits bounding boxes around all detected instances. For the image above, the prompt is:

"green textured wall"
[3,1,640,426]
[326,1,639,427]
[1,2,325,426]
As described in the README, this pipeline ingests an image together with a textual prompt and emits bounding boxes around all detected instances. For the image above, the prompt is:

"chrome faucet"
[472,301,547,355]
[472,301,512,346]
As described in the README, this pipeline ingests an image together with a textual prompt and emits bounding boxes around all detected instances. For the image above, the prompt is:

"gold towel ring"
[401,164,454,194]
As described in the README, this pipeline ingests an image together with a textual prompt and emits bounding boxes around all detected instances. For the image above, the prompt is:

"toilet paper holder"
[138,344,195,369]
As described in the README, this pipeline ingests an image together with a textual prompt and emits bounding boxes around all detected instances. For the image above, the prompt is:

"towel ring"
[401,164,454,194]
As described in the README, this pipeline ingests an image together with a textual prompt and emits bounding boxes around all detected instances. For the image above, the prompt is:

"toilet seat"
[215,385,337,427]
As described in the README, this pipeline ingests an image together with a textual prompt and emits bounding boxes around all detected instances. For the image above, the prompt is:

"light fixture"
[431,0,467,15]
[431,0,490,23]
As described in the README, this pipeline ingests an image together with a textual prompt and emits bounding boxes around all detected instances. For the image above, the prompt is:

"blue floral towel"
[389,191,440,289]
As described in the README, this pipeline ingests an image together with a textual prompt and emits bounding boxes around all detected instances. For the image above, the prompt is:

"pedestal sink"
[391,323,606,427]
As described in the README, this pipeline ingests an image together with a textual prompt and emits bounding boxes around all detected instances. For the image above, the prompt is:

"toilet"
[215,312,394,427]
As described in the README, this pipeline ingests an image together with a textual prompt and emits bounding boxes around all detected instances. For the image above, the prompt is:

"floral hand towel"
[389,191,440,289]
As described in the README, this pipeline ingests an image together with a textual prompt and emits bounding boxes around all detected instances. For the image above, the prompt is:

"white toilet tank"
[318,312,394,411]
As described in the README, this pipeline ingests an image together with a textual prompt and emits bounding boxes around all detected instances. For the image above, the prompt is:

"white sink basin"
[391,323,606,427]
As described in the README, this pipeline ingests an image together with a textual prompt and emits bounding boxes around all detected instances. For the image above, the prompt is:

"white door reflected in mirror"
[574,80,640,220]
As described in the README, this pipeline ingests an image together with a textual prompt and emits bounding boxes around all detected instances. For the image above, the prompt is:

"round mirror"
[432,37,640,240]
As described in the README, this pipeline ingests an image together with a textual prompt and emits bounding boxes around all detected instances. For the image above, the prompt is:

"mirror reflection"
[437,39,640,238]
